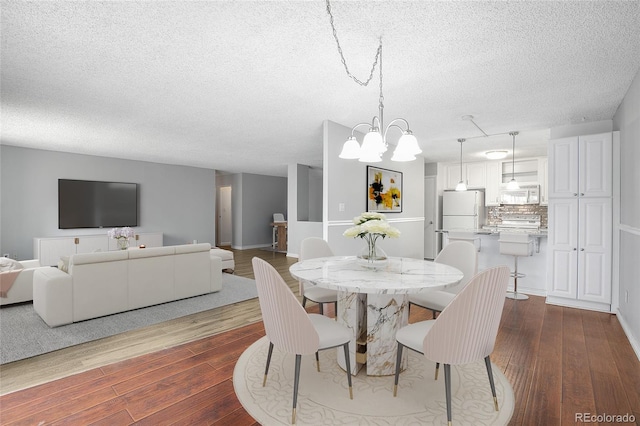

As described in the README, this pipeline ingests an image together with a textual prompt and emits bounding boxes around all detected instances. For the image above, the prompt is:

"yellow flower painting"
[366,166,402,212]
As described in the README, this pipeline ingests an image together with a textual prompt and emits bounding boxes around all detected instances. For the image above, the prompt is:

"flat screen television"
[58,179,138,229]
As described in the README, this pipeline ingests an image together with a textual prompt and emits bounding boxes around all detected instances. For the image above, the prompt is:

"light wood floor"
[1,248,639,425]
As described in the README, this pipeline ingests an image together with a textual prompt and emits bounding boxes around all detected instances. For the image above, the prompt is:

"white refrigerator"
[442,190,485,230]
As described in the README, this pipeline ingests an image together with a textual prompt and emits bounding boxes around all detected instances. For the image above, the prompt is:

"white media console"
[34,232,163,266]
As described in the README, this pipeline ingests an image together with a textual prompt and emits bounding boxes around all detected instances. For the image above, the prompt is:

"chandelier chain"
[326,0,382,88]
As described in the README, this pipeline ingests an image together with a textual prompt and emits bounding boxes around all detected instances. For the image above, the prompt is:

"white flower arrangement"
[343,212,400,262]
[343,212,401,239]
[107,227,135,240]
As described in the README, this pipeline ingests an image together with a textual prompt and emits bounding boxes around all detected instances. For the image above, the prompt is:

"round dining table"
[289,256,463,376]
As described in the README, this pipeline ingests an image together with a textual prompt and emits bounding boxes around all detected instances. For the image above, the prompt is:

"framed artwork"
[366,166,403,212]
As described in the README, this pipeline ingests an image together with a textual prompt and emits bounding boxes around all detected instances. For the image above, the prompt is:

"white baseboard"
[616,309,640,362]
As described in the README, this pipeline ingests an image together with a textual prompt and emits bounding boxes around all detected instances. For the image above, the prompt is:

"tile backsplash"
[487,205,548,228]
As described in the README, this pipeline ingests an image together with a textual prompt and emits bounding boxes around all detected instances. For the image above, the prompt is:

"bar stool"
[499,232,533,300]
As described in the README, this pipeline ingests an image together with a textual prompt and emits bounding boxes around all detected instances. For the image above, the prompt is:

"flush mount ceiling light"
[328,1,421,163]
[455,138,467,191]
[506,131,520,190]
[485,150,508,160]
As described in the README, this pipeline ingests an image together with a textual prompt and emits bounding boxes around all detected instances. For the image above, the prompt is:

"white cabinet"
[444,162,486,190]
[445,164,462,190]
[538,157,548,205]
[485,161,502,206]
[465,163,486,189]
[546,132,612,312]
[35,232,163,266]
[548,132,612,198]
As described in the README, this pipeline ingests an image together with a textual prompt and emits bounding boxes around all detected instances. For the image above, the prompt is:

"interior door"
[217,186,232,246]
[424,176,436,260]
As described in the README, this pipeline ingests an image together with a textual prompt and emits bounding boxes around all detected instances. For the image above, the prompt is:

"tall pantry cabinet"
[546,132,613,312]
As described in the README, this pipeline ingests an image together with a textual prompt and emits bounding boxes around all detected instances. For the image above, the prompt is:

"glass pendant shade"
[506,178,520,190]
[362,130,386,154]
[358,148,382,163]
[455,181,468,191]
[390,149,416,162]
[339,136,361,159]
[396,132,421,155]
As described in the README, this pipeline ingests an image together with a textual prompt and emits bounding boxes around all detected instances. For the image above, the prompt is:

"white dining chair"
[252,257,353,424]
[299,237,338,316]
[408,241,478,318]
[393,265,510,425]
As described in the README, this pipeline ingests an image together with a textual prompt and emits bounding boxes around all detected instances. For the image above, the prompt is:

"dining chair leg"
[319,302,324,315]
[292,354,302,424]
[263,341,274,387]
[334,301,338,317]
[393,342,404,397]
[342,342,353,399]
[302,296,307,308]
[431,309,437,319]
[484,355,499,411]
[444,364,452,426]
[435,362,440,380]
[315,351,320,372]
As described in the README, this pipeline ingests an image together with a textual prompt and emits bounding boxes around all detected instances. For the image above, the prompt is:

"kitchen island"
[442,228,548,296]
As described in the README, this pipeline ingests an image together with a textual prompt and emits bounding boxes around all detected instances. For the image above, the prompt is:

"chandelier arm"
[382,122,409,141]
[350,122,373,136]
[326,0,382,87]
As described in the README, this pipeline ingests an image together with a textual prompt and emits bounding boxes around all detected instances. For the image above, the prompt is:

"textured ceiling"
[2,1,639,176]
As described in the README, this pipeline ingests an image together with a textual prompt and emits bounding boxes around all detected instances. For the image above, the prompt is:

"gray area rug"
[0,273,257,364]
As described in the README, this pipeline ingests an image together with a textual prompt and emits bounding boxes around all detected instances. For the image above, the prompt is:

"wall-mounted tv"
[58,179,138,229]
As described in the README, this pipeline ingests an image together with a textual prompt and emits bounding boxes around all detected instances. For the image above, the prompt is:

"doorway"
[424,176,437,260]
[217,186,232,246]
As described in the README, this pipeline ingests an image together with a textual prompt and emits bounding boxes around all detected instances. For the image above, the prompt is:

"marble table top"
[289,256,463,295]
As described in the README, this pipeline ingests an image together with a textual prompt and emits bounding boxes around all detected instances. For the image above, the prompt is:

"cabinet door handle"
[580,248,585,251]
[574,193,578,196]
[573,248,577,251]
[580,193,584,196]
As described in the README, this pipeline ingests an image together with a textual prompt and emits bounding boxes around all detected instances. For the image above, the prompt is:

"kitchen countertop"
[437,227,548,236]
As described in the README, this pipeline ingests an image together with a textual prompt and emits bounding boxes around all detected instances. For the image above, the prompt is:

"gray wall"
[239,173,287,248]
[613,66,640,356]
[0,146,216,259]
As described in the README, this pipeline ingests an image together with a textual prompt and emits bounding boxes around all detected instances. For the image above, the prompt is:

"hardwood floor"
[1,248,639,425]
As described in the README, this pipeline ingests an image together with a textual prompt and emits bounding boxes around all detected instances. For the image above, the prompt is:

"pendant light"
[455,138,467,191]
[506,131,520,190]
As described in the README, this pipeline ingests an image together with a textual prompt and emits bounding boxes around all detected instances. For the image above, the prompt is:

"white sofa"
[0,259,43,306]
[33,243,223,327]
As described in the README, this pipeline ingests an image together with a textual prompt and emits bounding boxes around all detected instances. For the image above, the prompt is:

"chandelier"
[326,1,422,162]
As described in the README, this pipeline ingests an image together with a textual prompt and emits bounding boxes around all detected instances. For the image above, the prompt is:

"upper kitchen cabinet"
[538,157,548,206]
[485,161,502,206]
[548,133,612,198]
[444,163,486,190]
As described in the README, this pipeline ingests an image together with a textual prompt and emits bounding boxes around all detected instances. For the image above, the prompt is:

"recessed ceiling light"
[485,150,508,160]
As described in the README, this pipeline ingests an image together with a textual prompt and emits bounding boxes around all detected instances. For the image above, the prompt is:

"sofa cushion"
[128,246,175,259]
[71,250,129,266]
[174,243,211,254]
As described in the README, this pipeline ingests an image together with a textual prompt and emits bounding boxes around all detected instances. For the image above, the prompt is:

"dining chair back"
[298,237,338,316]
[435,241,478,294]
[394,265,510,425]
[408,240,478,317]
[252,257,352,424]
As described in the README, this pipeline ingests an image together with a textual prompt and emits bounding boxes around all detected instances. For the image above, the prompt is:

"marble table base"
[337,291,409,376]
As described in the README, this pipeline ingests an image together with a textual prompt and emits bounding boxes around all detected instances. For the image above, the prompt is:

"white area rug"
[234,336,514,425]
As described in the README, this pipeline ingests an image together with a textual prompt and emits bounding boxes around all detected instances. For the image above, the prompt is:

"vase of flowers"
[108,227,135,250]
[343,212,400,269]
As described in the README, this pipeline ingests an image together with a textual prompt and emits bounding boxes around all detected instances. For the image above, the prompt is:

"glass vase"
[117,238,130,250]
[357,240,388,269]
